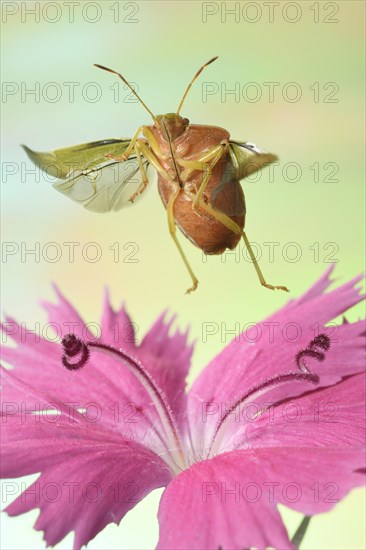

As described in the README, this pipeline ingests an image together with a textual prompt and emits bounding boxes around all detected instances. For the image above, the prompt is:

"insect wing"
[22,139,131,178]
[54,156,155,213]
[22,139,155,213]
[210,141,277,217]
[229,141,278,180]
[210,158,246,218]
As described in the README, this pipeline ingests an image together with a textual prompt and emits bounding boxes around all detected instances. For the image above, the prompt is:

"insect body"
[152,121,244,254]
[23,57,289,293]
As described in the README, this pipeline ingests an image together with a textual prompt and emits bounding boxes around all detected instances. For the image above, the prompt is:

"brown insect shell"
[150,120,245,255]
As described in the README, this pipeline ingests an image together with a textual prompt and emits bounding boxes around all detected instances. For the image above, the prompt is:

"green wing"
[228,141,278,179]
[22,139,155,213]
[22,139,130,178]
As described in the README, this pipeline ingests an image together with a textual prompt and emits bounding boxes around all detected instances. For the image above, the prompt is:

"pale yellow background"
[1,1,365,549]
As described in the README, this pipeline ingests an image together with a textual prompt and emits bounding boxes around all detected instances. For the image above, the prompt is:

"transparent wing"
[228,141,278,179]
[53,157,155,213]
[22,139,156,213]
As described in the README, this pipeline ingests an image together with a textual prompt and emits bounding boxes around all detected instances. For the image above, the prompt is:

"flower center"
[61,335,187,474]
[61,333,331,470]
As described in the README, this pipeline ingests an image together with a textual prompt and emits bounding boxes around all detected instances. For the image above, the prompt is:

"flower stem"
[291,515,312,548]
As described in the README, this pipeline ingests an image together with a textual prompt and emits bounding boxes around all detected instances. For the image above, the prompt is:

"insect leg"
[186,192,289,292]
[167,187,199,294]
[142,127,169,160]
[179,143,227,210]
[178,144,226,179]
[105,126,145,161]
[128,140,175,201]
[241,231,289,292]
[137,142,173,181]
[193,144,227,209]
[128,142,150,202]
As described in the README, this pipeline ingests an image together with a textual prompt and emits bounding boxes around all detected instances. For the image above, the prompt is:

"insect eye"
[182,118,189,125]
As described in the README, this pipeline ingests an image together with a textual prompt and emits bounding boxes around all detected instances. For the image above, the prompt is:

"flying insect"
[23,57,289,293]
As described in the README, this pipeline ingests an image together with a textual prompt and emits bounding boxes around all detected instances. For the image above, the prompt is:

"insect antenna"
[94,63,157,122]
[176,56,218,115]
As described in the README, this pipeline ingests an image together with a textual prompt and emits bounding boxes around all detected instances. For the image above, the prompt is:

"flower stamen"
[208,335,331,457]
[295,334,331,374]
[61,334,187,473]
[208,371,319,458]
[62,334,90,370]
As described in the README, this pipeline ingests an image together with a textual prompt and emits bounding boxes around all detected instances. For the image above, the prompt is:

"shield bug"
[23,57,289,293]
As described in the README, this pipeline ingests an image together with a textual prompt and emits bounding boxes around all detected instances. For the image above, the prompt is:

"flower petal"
[1,291,166,446]
[230,373,366,452]
[139,312,194,426]
[294,264,336,305]
[188,269,365,450]
[237,447,364,516]
[158,446,364,550]
[2,412,171,549]
[100,288,136,349]
[2,363,173,466]
[3,288,194,440]
[0,315,140,417]
[41,285,94,340]
[39,287,155,423]
[157,452,294,550]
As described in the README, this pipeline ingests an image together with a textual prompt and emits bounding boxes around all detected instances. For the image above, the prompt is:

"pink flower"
[1,266,365,550]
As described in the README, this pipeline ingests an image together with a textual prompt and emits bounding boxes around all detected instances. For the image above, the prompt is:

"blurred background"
[1,1,365,548]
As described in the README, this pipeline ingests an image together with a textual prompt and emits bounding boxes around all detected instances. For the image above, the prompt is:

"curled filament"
[61,334,90,370]
[295,334,331,374]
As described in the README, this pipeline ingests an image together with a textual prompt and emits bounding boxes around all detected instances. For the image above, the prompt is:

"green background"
[1,1,365,548]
